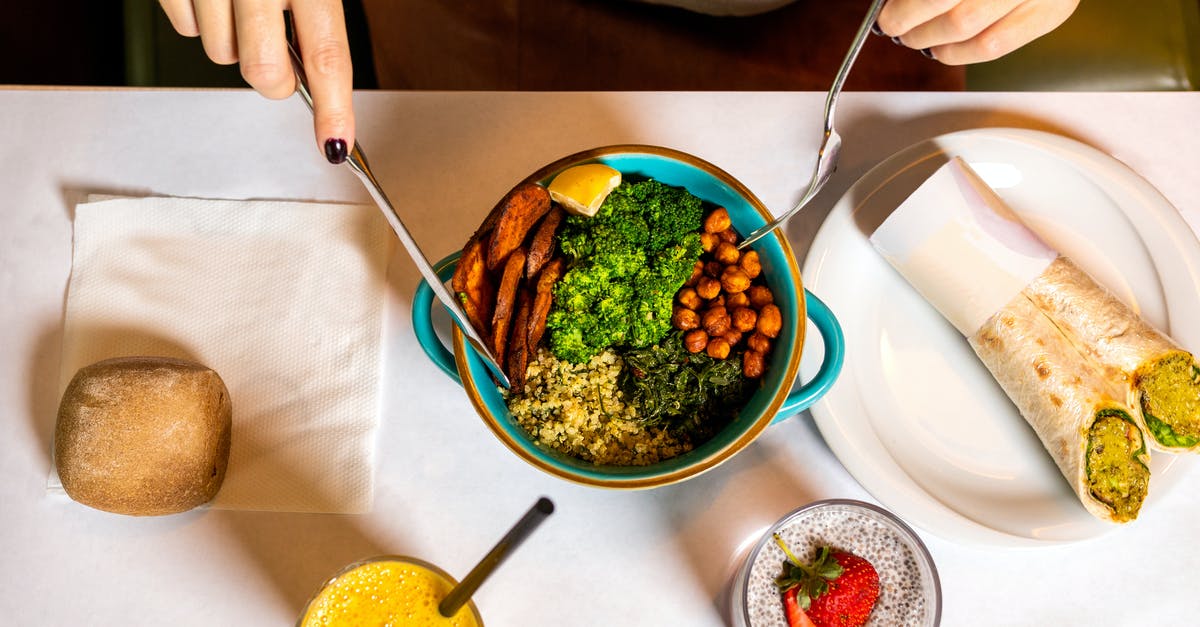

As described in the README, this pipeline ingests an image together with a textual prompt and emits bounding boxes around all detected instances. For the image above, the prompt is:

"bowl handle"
[770,290,845,424]
[412,252,464,386]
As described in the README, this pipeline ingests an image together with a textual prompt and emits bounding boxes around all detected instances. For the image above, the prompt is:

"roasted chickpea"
[686,260,704,287]
[742,350,765,378]
[704,261,724,278]
[701,306,731,336]
[703,207,731,234]
[739,250,762,278]
[707,337,732,360]
[747,332,771,354]
[722,329,743,346]
[731,306,758,333]
[683,329,709,354]
[714,241,740,265]
[672,307,700,331]
[747,285,774,309]
[700,232,719,253]
[708,294,726,309]
[716,228,738,244]
[726,291,750,309]
[677,287,702,310]
[720,267,752,294]
[696,277,722,300]
[757,304,783,338]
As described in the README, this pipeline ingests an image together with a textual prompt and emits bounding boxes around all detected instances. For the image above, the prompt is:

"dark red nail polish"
[871,21,884,36]
[324,138,348,164]
[920,48,935,59]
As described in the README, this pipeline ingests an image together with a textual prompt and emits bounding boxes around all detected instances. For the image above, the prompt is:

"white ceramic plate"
[799,128,1200,547]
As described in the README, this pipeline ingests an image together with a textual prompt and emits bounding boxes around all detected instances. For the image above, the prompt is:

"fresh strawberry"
[783,587,817,627]
[773,535,880,627]
[805,551,880,627]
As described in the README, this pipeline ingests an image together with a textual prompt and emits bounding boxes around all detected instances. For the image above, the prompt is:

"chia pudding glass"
[731,499,941,627]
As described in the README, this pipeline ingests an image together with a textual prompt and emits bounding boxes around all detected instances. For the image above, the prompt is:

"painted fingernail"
[920,47,935,59]
[324,138,348,164]
[871,21,884,36]
[891,36,903,46]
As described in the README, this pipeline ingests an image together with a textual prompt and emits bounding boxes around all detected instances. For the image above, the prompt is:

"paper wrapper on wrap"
[870,157,1057,338]
[50,196,391,514]
[870,157,1151,522]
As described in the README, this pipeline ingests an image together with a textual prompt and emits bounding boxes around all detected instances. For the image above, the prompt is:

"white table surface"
[2,88,1198,626]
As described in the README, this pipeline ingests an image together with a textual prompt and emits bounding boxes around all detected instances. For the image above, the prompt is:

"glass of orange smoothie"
[297,555,483,627]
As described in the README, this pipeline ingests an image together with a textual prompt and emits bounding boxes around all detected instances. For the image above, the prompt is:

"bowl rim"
[736,498,943,627]
[452,143,804,488]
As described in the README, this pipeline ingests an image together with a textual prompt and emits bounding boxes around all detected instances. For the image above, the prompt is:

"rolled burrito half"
[970,293,1150,523]
[1024,256,1200,452]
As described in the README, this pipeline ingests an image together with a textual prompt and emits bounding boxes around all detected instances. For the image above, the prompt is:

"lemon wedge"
[547,164,622,217]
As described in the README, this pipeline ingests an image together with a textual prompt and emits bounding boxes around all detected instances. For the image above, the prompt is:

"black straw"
[438,497,555,617]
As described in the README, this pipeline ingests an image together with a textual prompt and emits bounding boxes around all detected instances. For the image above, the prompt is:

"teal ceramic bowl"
[414,145,843,488]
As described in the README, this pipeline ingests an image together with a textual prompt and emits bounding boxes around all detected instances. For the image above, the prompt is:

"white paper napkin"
[870,157,1058,337]
[50,196,392,514]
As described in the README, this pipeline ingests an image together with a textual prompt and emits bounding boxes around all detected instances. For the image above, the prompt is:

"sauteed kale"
[619,331,756,441]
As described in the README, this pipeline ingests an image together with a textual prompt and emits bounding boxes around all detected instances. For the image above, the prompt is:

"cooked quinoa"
[505,347,692,466]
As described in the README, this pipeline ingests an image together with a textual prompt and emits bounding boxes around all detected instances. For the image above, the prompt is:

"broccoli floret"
[547,271,636,362]
[546,313,592,364]
[634,181,704,252]
[557,188,651,259]
[629,289,674,348]
[626,234,703,348]
[590,248,646,279]
[557,224,593,259]
[546,179,706,363]
[661,233,703,264]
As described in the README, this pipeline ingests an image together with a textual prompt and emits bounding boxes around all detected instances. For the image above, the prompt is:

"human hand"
[876,0,1081,65]
[158,0,355,163]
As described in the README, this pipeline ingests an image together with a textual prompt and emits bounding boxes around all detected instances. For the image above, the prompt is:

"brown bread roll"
[55,356,232,516]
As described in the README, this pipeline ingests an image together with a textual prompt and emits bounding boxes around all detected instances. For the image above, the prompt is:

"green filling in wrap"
[1085,410,1150,522]
[1137,357,1200,447]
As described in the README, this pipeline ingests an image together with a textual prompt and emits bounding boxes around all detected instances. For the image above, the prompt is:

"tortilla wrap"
[1024,256,1200,452]
[970,294,1150,523]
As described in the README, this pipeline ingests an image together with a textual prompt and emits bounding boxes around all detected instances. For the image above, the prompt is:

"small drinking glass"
[297,555,484,627]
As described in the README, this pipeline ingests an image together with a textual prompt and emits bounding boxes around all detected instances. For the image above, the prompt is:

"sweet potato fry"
[491,247,527,365]
[466,183,510,244]
[527,257,565,357]
[486,182,551,271]
[451,236,481,295]
[525,206,564,279]
[507,289,532,389]
[452,233,494,336]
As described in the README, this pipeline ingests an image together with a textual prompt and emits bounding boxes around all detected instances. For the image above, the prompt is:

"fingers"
[154,0,352,162]
[930,0,1079,65]
[194,0,238,64]
[877,0,1080,65]
[889,0,1022,52]
[291,0,355,162]
[876,0,961,39]
[232,0,295,99]
[158,0,200,37]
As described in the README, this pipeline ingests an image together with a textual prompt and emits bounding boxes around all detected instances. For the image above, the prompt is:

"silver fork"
[738,0,887,250]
